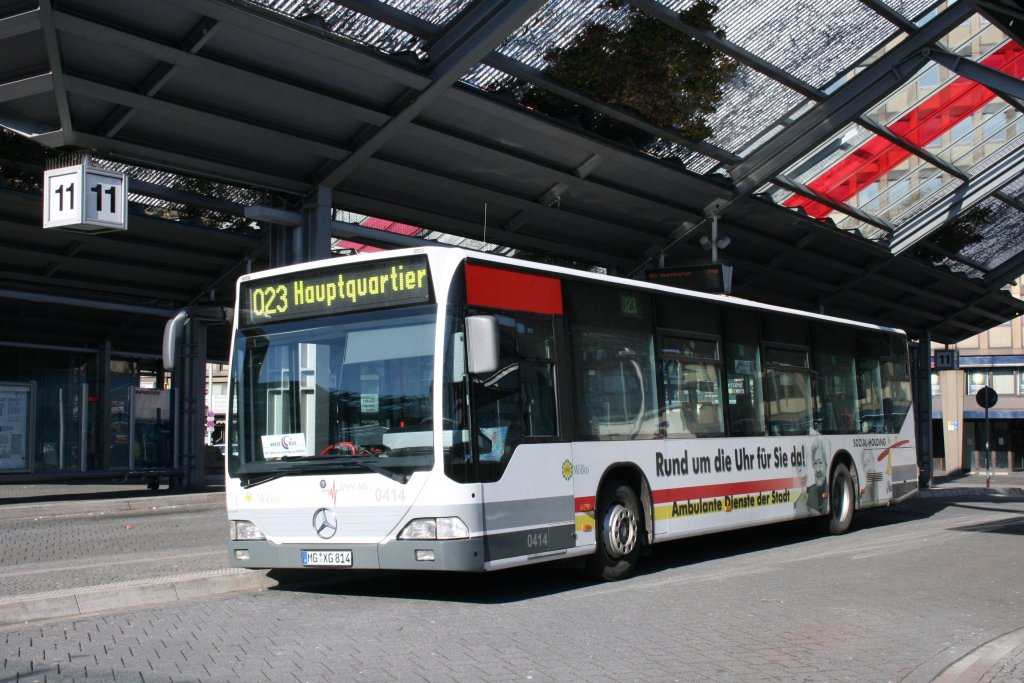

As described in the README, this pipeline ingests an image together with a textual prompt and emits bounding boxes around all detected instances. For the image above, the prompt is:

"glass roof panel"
[861,161,960,226]
[713,0,898,90]
[879,0,944,23]
[958,198,1024,272]
[706,65,808,155]
[245,0,470,54]
[911,195,1024,277]
[775,9,1024,250]
[380,0,470,24]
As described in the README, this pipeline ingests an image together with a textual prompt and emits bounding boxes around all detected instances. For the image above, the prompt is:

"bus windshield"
[227,306,436,485]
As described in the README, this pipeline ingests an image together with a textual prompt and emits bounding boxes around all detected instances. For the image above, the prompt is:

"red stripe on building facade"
[786,41,1024,218]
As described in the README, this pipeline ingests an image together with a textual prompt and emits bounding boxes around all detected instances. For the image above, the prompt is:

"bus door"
[470,310,575,565]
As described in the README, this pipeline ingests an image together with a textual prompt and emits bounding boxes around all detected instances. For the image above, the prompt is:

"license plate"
[301,550,352,567]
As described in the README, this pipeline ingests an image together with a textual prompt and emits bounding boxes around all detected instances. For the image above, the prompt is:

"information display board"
[239,254,431,327]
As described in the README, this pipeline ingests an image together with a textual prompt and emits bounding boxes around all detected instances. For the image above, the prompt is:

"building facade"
[932,279,1024,475]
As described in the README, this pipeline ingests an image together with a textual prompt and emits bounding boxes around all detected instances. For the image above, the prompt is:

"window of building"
[967,370,988,395]
[991,369,1015,396]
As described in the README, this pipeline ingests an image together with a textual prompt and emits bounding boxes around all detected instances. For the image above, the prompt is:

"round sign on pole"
[977,386,998,409]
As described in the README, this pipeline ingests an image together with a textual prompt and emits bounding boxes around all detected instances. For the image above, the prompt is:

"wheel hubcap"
[604,502,638,558]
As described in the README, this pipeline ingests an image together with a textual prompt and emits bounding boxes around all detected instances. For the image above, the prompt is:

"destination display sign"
[645,264,732,294]
[239,255,431,327]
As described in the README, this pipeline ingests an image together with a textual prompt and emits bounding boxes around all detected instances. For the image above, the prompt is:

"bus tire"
[825,463,855,535]
[586,480,641,581]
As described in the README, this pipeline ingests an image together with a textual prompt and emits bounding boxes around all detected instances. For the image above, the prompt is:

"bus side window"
[811,324,859,435]
[658,334,722,437]
[881,334,912,433]
[723,308,766,437]
[856,333,884,433]
[567,280,659,440]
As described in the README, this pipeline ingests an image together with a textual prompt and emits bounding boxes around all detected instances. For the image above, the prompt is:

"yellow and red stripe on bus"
[574,476,808,531]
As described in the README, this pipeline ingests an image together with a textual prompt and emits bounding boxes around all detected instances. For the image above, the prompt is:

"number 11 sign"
[43,162,128,233]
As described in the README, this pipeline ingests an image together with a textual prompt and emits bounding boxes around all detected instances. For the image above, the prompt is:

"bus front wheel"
[586,480,641,581]
[825,463,855,535]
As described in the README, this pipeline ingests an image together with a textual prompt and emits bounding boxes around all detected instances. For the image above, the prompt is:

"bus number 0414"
[526,530,549,550]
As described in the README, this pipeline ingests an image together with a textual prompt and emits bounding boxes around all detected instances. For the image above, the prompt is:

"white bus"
[225,247,917,580]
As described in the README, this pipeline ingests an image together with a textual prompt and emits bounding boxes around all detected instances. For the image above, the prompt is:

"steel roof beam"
[51,10,390,127]
[728,1,973,196]
[67,131,310,194]
[924,46,1024,111]
[364,156,664,247]
[170,0,429,88]
[0,7,40,39]
[855,115,970,181]
[37,0,72,146]
[984,249,1024,290]
[99,17,221,139]
[409,116,707,228]
[0,288,175,317]
[771,175,894,232]
[316,0,548,188]
[331,189,635,268]
[0,73,52,103]
[857,0,919,33]
[324,0,436,40]
[914,241,991,274]
[61,74,354,161]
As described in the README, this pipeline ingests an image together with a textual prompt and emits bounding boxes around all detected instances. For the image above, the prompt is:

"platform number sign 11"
[44,163,128,233]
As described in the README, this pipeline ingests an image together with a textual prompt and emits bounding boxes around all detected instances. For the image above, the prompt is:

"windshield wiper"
[239,452,409,488]
[307,455,409,484]
[241,472,285,488]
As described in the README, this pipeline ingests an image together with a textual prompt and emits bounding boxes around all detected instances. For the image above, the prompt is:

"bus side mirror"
[162,311,188,371]
[466,315,499,375]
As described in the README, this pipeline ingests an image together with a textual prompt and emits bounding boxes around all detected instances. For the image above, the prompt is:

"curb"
[932,625,1024,682]
[914,486,1024,499]
[0,492,224,521]
[0,568,281,628]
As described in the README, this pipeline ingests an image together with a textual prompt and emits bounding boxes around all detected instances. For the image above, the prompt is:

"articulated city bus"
[225,247,917,580]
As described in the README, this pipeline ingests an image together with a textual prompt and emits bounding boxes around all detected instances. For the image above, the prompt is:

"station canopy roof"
[2,0,1024,358]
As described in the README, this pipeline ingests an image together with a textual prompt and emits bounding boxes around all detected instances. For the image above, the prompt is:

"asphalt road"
[2,493,1023,682]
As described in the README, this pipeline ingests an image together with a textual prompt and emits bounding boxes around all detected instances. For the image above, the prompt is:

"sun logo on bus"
[562,460,573,481]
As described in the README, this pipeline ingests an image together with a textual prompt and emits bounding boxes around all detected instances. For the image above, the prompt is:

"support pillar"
[913,332,933,487]
[266,185,332,268]
[179,318,208,490]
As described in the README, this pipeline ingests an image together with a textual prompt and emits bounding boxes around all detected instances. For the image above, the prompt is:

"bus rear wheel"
[586,480,641,581]
[825,463,855,535]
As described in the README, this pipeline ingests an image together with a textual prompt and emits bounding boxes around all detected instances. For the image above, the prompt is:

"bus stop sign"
[977,386,998,409]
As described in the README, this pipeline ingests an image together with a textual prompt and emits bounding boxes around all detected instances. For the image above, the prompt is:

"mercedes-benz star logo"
[312,507,338,539]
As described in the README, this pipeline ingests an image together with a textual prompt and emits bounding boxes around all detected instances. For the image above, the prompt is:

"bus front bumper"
[228,537,486,572]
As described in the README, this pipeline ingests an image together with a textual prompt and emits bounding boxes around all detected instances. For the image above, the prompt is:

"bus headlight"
[230,520,266,541]
[398,517,469,540]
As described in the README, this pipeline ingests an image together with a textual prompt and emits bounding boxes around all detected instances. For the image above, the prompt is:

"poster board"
[0,383,33,471]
